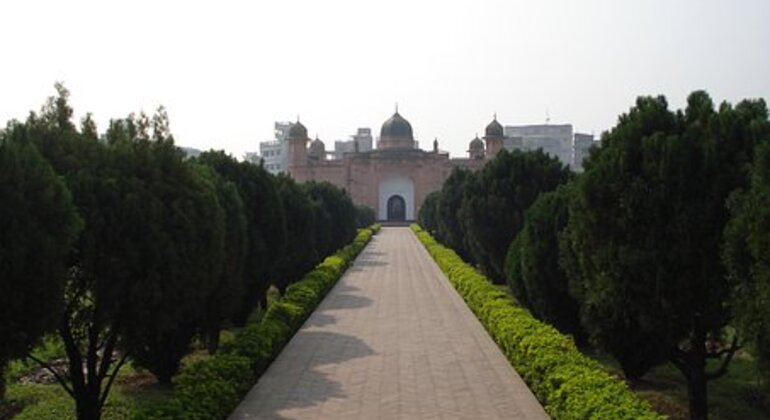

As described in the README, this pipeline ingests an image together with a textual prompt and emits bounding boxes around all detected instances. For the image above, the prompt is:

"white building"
[573,133,595,172]
[503,123,594,171]
[333,127,373,159]
[258,122,293,174]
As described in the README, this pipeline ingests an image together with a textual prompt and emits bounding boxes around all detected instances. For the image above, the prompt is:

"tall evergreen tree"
[460,149,571,283]
[303,181,358,255]
[435,168,475,263]
[0,127,82,400]
[565,93,768,420]
[25,86,227,417]
[504,184,585,343]
[724,142,770,389]
[418,191,441,235]
[195,151,287,324]
[274,174,316,295]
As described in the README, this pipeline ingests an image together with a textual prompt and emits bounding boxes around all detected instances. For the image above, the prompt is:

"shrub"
[411,224,662,419]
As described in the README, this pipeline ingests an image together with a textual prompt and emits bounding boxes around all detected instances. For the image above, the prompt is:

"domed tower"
[287,120,310,169]
[484,115,505,157]
[379,110,415,150]
[308,136,326,162]
[468,135,485,160]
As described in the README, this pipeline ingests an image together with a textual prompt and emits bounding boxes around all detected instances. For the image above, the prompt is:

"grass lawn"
[6,362,175,420]
[607,354,770,420]
[2,288,281,419]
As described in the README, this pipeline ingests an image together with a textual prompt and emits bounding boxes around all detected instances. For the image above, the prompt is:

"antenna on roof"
[395,102,399,113]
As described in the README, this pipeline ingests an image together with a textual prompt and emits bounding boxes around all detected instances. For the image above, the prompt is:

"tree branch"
[706,339,742,359]
[59,311,86,397]
[669,347,691,380]
[96,330,117,380]
[706,336,740,380]
[99,351,129,409]
[27,354,75,398]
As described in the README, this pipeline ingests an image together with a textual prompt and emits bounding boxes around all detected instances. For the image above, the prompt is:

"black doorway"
[387,195,406,221]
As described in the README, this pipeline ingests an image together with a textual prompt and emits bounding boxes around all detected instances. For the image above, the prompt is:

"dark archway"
[387,195,406,221]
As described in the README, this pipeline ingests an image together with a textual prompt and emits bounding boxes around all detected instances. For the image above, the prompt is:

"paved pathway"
[230,227,549,420]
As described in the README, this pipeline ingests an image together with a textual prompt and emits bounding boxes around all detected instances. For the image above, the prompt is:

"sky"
[1,0,769,159]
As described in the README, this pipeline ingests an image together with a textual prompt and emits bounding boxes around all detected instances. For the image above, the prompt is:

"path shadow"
[304,311,336,328]
[230,331,376,420]
[348,252,389,273]
[332,283,360,294]
[320,293,373,310]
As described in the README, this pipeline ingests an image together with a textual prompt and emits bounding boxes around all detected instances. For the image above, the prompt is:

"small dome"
[380,112,414,141]
[469,136,484,150]
[288,121,308,138]
[485,117,504,138]
[308,137,325,160]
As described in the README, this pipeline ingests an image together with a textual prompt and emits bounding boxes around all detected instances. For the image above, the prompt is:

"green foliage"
[20,85,232,416]
[303,181,358,258]
[504,185,585,343]
[435,168,475,263]
[195,151,288,325]
[564,92,769,419]
[113,132,227,385]
[273,174,316,294]
[355,205,376,228]
[161,355,254,420]
[0,129,82,400]
[411,225,662,419]
[193,165,248,355]
[724,141,770,388]
[460,149,571,283]
[417,191,441,234]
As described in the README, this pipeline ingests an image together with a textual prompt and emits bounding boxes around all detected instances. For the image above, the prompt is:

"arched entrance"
[387,195,406,221]
[378,176,415,221]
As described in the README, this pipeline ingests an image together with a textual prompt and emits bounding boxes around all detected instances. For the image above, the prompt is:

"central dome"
[288,121,308,138]
[379,112,415,150]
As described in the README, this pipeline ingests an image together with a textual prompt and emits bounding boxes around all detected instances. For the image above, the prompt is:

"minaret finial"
[494,112,497,120]
[395,102,399,114]
[297,114,300,123]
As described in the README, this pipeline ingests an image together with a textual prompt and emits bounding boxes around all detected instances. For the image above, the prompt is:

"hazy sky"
[2,0,769,159]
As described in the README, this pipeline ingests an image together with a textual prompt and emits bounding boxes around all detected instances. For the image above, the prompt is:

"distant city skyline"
[1,0,768,160]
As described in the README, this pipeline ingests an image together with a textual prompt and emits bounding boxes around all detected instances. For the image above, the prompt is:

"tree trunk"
[74,390,101,420]
[0,362,6,401]
[687,366,708,420]
[686,327,709,420]
[207,327,220,355]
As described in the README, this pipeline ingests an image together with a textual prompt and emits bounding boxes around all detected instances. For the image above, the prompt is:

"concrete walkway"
[230,227,549,420]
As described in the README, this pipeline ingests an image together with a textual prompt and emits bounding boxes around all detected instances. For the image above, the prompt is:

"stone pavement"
[229,227,549,420]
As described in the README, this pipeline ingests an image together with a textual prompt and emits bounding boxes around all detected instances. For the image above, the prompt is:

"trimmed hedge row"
[137,225,380,419]
[410,224,663,420]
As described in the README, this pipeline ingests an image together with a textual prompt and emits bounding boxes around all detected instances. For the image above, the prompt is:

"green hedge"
[410,224,663,420]
[136,224,380,419]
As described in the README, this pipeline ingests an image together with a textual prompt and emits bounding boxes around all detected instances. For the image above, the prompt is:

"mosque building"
[286,110,504,222]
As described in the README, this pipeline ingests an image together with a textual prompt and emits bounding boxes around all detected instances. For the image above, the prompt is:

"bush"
[138,225,378,419]
[356,205,376,228]
[411,225,662,419]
